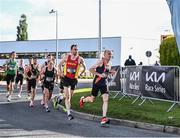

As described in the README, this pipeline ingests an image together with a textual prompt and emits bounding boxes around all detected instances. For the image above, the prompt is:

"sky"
[0,0,173,65]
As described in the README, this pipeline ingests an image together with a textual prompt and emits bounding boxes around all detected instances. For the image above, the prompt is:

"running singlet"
[17,66,24,77]
[93,62,110,85]
[27,64,39,79]
[44,67,55,83]
[64,55,80,79]
[6,59,17,75]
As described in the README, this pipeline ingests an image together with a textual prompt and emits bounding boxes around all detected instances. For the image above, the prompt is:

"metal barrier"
[114,65,180,112]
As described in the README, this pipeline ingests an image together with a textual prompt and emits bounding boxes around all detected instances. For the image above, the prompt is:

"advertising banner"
[108,66,121,91]
[141,66,175,101]
[125,66,142,96]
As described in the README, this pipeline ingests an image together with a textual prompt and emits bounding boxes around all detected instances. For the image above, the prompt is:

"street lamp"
[98,0,102,59]
[49,9,58,65]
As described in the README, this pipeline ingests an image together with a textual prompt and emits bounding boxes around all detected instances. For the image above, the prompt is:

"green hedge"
[159,37,180,66]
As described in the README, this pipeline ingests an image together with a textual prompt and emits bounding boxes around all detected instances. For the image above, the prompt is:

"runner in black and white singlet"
[26,58,40,107]
[15,59,24,98]
[40,54,53,106]
[41,60,57,112]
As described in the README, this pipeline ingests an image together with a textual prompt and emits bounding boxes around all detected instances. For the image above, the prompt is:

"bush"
[159,37,180,66]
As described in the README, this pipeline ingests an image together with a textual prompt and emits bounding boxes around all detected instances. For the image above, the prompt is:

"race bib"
[67,68,76,74]
[31,75,37,79]
[18,70,24,74]
[46,77,54,82]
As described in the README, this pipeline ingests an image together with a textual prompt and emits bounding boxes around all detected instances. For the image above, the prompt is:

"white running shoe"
[41,100,45,106]
[7,95,11,102]
[29,101,34,107]
[18,94,21,98]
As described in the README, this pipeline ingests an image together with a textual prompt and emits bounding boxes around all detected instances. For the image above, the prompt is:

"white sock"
[67,109,71,115]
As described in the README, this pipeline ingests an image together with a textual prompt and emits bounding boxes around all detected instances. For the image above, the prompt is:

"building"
[0,37,121,69]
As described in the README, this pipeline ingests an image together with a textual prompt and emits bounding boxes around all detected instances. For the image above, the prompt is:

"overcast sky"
[0,0,173,65]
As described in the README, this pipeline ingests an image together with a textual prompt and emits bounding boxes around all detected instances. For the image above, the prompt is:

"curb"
[72,110,180,135]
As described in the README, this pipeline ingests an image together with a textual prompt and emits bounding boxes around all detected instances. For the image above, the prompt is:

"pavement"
[0,81,180,136]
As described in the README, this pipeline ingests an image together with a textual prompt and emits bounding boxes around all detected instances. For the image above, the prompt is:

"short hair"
[71,44,77,50]
[47,54,51,57]
[10,51,15,55]
[104,50,112,55]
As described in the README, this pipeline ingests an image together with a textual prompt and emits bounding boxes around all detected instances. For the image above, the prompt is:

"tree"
[16,14,28,41]
[159,36,180,66]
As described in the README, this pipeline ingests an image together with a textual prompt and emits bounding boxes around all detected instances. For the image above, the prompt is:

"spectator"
[138,62,143,65]
[124,55,136,66]
[154,61,160,66]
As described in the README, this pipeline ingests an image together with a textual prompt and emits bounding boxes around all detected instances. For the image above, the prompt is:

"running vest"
[64,55,80,79]
[44,67,55,83]
[93,62,110,85]
[17,66,24,77]
[6,59,17,75]
[27,64,39,79]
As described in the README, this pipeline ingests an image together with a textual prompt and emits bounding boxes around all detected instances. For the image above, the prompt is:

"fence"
[108,65,180,112]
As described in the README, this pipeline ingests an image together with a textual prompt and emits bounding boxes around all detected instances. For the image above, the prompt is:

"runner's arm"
[89,60,104,78]
[79,57,86,76]
[58,55,67,77]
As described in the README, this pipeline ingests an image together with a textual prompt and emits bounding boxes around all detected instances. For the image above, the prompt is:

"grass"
[71,88,180,127]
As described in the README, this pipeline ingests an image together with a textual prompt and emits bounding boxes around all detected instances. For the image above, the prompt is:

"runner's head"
[47,60,54,68]
[103,50,112,61]
[19,58,24,66]
[10,51,16,59]
[70,44,78,56]
[33,57,38,65]
[47,54,52,62]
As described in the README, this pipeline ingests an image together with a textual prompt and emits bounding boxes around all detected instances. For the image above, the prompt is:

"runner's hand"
[60,72,64,77]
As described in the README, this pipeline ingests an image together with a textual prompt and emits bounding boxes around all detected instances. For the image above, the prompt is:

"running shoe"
[53,96,59,109]
[41,100,45,106]
[18,94,21,98]
[68,114,74,120]
[101,117,110,125]
[46,107,50,112]
[29,101,34,107]
[7,95,11,102]
[79,96,85,108]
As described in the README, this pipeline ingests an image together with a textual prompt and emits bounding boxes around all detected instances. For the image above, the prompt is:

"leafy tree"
[159,36,180,66]
[16,14,28,41]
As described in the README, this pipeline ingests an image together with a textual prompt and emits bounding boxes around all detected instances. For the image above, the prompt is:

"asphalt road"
[0,81,179,137]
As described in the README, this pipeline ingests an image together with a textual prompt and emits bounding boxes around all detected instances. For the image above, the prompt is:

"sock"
[67,109,71,116]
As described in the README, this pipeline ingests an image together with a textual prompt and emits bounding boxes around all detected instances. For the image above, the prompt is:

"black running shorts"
[6,74,15,85]
[91,84,108,97]
[62,76,77,90]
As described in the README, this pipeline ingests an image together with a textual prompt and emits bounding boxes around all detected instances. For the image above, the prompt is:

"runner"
[15,58,24,98]
[59,44,86,120]
[41,60,57,112]
[26,58,40,107]
[3,51,17,102]
[25,58,33,99]
[79,50,115,126]
[40,54,53,106]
